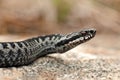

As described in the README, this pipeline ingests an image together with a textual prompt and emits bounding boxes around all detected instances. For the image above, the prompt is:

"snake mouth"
[55,28,96,47]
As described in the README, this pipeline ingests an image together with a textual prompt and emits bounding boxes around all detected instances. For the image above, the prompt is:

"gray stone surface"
[0,55,120,80]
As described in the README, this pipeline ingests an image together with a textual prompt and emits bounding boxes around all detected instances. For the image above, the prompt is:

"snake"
[0,28,96,67]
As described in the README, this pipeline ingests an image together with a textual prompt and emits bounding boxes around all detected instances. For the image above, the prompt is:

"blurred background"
[0,0,120,56]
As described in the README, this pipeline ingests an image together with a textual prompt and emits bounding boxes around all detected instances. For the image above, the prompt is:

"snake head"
[55,28,96,53]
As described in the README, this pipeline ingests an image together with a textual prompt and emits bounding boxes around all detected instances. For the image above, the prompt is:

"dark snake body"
[0,29,96,67]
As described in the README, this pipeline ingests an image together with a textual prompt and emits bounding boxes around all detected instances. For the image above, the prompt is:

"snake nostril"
[90,29,96,34]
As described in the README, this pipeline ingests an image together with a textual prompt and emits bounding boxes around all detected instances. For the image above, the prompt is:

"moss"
[52,0,71,23]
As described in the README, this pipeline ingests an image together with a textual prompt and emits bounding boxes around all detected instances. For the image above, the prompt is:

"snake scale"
[0,28,96,67]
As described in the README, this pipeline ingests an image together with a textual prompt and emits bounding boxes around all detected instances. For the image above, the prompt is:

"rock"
[0,55,120,80]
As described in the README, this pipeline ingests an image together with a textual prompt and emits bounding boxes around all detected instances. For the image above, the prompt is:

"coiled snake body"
[0,28,96,67]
